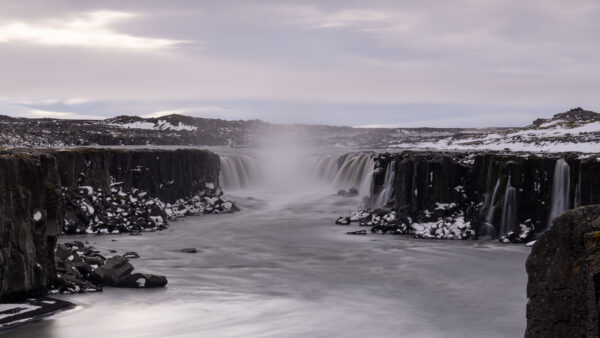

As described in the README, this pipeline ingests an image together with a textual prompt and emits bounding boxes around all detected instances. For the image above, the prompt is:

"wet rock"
[335,217,351,225]
[123,252,140,259]
[116,273,168,288]
[180,248,198,253]
[89,256,134,286]
[346,230,367,235]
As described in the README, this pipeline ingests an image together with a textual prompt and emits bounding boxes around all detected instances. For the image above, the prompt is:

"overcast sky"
[0,0,598,127]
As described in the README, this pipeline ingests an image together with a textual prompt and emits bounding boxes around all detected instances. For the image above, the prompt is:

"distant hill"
[0,108,597,152]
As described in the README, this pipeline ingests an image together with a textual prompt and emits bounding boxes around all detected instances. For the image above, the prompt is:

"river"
[1,147,530,337]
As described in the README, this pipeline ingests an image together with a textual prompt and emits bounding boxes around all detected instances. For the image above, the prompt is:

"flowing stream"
[2,147,530,338]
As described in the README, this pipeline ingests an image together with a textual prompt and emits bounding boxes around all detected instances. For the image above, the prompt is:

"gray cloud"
[0,0,598,126]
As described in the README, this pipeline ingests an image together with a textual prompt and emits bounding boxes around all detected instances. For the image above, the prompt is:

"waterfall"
[219,154,261,190]
[307,152,375,195]
[500,177,517,237]
[547,159,570,228]
[482,178,501,239]
[371,160,396,208]
[332,153,375,195]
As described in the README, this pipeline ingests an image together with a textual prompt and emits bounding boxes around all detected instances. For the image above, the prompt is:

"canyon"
[1,108,600,335]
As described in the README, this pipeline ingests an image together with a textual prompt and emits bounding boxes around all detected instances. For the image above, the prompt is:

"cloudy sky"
[0,0,598,127]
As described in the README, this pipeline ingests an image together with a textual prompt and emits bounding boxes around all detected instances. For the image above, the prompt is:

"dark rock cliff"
[368,151,598,240]
[0,151,63,301]
[525,205,600,337]
[0,148,224,301]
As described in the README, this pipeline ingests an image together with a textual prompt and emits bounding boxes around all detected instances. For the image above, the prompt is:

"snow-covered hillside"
[391,108,600,153]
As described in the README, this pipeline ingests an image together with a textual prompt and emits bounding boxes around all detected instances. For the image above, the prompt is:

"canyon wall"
[0,148,223,301]
[369,151,598,239]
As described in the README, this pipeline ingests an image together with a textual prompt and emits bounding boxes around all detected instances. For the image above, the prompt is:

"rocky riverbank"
[0,148,235,303]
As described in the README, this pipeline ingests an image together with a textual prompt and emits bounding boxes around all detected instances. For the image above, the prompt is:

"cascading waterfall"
[219,154,261,190]
[307,155,342,182]
[332,153,375,195]
[482,178,501,239]
[547,159,570,228]
[500,177,517,237]
[306,152,375,195]
[371,160,396,208]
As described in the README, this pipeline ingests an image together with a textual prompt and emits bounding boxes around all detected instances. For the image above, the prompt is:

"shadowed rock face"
[525,205,600,337]
[369,151,599,239]
[0,148,222,301]
[0,152,63,301]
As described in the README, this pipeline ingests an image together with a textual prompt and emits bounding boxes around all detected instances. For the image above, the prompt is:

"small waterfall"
[547,159,570,228]
[482,178,501,238]
[371,160,396,208]
[219,154,261,190]
[500,177,517,237]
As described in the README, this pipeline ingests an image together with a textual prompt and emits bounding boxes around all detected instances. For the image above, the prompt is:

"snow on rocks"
[62,179,238,234]
[51,241,167,295]
[336,204,475,240]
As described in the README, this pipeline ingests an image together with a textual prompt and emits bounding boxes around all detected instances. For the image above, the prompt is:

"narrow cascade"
[547,159,570,228]
[332,153,375,195]
[219,154,261,190]
[500,177,517,237]
[371,160,396,208]
[482,178,501,238]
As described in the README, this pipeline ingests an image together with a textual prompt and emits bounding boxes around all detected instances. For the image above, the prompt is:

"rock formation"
[344,151,600,241]
[0,148,229,301]
[525,205,600,337]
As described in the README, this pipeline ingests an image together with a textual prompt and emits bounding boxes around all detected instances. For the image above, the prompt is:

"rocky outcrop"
[0,148,228,301]
[356,151,599,240]
[52,241,167,294]
[525,205,600,337]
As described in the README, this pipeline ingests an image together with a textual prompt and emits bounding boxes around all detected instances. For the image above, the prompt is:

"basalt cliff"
[0,148,229,301]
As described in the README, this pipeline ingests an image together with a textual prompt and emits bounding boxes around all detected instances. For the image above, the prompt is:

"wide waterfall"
[547,159,570,228]
[219,154,261,190]
[331,153,374,195]
[500,177,517,237]
[306,152,375,195]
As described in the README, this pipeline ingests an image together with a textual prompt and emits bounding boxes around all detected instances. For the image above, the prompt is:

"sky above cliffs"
[0,0,599,127]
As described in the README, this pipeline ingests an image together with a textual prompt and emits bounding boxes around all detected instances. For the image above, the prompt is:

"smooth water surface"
[2,186,530,338]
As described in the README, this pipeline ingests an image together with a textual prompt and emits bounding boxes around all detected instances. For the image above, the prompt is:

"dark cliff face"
[0,151,63,301]
[370,151,597,239]
[51,148,220,203]
[525,205,600,337]
[0,148,223,301]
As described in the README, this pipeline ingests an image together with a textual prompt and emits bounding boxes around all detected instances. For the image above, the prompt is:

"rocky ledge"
[526,205,600,337]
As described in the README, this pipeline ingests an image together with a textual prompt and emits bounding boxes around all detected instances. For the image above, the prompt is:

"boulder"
[89,256,134,286]
[525,205,600,337]
[123,251,140,259]
[115,273,168,288]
